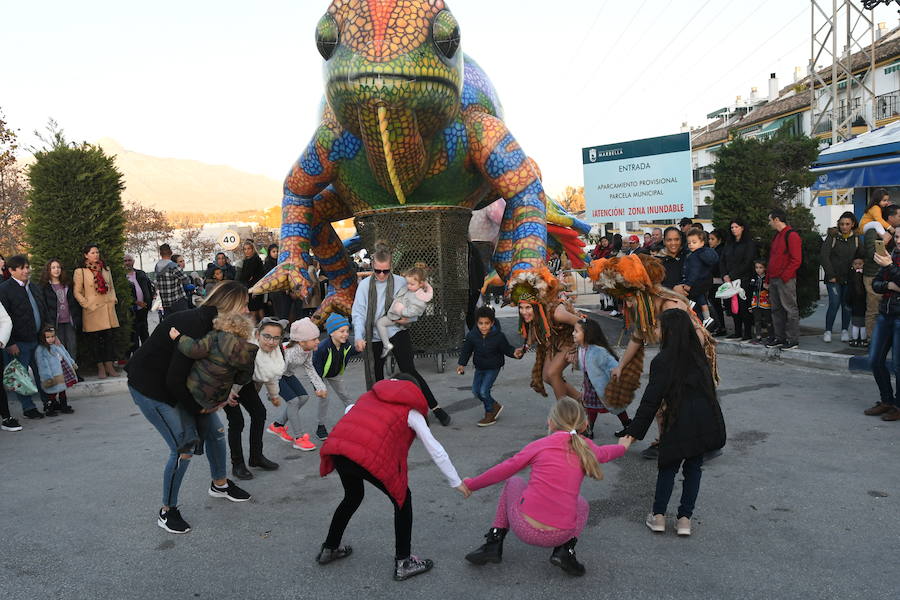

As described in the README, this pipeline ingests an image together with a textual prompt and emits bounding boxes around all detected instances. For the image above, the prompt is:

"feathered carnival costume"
[588,254,718,409]
[509,267,576,397]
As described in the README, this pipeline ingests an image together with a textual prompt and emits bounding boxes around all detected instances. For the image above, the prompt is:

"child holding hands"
[456,305,523,427]
[313,313,360,439]
[268,317,327,450]
[572,317,632,439]
[463,397,631,576]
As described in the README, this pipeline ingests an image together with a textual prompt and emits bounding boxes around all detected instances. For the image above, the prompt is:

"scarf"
[362,273,394,389]
[86,260,109,295]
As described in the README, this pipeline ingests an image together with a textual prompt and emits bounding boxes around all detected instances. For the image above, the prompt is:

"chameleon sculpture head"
[316,0,463,203]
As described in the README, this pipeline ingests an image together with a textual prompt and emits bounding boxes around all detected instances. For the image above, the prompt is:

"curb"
[715,338,853,371]
[68,377,129,398]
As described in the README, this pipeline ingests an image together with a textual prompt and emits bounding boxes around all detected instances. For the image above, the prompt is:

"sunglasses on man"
[373,268,391,274]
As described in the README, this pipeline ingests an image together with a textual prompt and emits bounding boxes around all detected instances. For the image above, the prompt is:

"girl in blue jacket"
[573,317,631,438]
[35,324,77,416]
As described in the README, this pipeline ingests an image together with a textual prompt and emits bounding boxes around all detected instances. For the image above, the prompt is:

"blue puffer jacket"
[458,322,519,371]
[681,246,719,295]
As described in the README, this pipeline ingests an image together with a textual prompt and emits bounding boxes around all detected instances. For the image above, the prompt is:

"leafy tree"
[124,201,172,269]
[711,128,821,317]
[0,108,29,255]
[25,125,131,366]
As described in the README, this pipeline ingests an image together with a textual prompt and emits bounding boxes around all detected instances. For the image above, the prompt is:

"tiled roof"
[733,92,809,129]
[691,118,728,147]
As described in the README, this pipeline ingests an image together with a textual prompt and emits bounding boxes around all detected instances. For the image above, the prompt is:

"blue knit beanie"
[325,313,350,334]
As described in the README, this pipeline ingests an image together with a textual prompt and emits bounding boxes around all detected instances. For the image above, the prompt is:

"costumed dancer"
[587,253,718,460]
[463,397,631,576]
[511,268,582,400]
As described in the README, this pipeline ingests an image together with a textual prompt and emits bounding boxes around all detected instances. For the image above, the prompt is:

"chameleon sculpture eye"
[432,10,460,60]
[316,13,339,60]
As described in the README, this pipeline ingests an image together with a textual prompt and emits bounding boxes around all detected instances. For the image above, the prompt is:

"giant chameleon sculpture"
[252,0,589,320]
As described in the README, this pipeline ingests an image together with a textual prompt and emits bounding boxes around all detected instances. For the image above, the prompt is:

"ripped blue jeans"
[130,386,227,507]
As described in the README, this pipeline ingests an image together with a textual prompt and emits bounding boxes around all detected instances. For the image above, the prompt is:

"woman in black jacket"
[656,226,686,289]
[623,308,725,536]
[866,239,900,421]
[719,219,757,340]
[707,229,728,336]
[263,243,291,320]
[238,240,267,320]
[820,211,863,343]
[126,281,252,534]
[39,259,82,358]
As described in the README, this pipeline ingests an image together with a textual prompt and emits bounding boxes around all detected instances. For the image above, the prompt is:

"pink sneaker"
[267,423,293,443]
[292,434,317,452]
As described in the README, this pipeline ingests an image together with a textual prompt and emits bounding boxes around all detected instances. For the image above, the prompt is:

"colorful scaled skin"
[251,0,589,321]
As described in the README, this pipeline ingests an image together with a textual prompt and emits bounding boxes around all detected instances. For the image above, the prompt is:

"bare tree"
[125,202,173,269]
[176,220,204,271]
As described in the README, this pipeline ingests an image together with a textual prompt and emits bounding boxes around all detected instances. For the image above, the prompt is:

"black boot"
[231,460,253,480]
[465,527,507,565]
[42,399,59,417]
[248,454,279,470]
[57,396,74,414]
[549,538,585,576]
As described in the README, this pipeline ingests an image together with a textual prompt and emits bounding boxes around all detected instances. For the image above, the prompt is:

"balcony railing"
[692,166,715,181]
[876,90,900,120]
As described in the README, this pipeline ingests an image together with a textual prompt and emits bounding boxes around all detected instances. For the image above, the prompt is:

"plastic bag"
[3,358,38,396]
[715,280,746,300]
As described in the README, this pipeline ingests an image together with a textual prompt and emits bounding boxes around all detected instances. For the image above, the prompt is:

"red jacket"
[767,227,802,282]
[320,379,428,507]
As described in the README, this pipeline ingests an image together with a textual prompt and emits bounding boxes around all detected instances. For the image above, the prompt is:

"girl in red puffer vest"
[317,374,469,582]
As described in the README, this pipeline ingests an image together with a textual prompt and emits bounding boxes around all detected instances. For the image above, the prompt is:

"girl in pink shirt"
[462,398,632,576]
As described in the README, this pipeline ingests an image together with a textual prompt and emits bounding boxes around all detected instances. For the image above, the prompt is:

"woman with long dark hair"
[238,240,267,321]
[820,211,862,343]
[264,243,291,320]
[656,226,686,289]
[622,309,726,536]
[72,244,120,378]
[707,229,728,336]
[719,219,757,340]
[40,258,82,358]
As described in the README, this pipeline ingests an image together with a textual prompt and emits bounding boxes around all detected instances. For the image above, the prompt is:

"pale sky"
[5,0,899,198]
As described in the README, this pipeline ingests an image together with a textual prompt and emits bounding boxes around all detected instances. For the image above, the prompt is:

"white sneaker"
[380,343,394,359]
[840,329,850,342]
[645,513,665,533]
[676,516,692,536]
[823,331,832,343]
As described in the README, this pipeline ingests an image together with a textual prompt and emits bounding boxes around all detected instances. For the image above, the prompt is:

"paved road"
[1,324,896,599]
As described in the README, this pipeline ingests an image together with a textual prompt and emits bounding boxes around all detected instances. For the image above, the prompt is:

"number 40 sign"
[219,230,240,251]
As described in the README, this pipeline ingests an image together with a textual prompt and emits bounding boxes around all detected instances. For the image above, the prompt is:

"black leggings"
[372,329,438,409]
[324,455,413,559]
[223,384,267,462]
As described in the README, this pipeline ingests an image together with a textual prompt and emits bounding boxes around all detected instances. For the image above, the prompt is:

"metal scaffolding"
[809,0,877,150]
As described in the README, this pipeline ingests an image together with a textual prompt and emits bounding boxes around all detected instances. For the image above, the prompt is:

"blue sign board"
[582,132,693,222]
